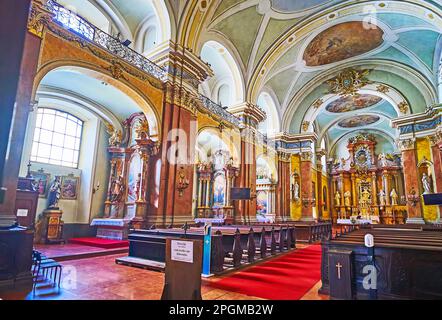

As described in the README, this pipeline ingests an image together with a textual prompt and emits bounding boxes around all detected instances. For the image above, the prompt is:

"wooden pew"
[320,228,442,299]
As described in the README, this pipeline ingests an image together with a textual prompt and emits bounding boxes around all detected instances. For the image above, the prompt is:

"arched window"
[30,108,83,168]
[217,84,230,106]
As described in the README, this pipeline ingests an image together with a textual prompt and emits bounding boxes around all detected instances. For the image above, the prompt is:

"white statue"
[378,189,386,206]
[292,181,300,200]
[422,173,432,195]
[335,191,341,207]
[378,153,387,167]
[344,191,351,207]
[390,188,398,206]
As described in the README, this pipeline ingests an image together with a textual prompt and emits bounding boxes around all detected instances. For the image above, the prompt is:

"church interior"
[1,0,442,302]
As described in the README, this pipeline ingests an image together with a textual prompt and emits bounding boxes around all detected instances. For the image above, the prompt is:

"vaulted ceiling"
[182,0,442,155]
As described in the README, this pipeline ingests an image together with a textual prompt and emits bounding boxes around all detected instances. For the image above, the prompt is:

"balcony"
[42,0,241,127]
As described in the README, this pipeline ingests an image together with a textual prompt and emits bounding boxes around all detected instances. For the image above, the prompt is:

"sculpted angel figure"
[106,123,122,147]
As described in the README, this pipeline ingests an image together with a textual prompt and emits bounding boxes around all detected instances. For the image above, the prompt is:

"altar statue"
[344,191,351,207]
[422,173,432,194]
[47,176,61,209]
[378,153,387,167]
[378,189,386,206]
[111,175,125,202]
[292,181,300,201]
[334,191,341,207]
[360,188,371,206]
[390,188,398,206]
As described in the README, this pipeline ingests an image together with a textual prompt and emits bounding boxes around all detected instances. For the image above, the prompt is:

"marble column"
[300,151,314,221]
[316,153,324,219]
[276,151,291,222]
[399,139,424,224]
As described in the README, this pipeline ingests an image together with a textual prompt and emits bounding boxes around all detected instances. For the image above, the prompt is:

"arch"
[257,90,281,135]
[256,153,278,183]
[196,127,240,165]
[33,63,161,141]
[199,40,245,105]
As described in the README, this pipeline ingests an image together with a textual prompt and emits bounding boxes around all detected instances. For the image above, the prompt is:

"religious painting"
[256,191,268,215]
[338,115,380,128]
[303,21,384,66]
[127,153,142,203]
[31,171,51,198]
[60,175,79,200]
[326,95,382,113]
[212,173,226,208]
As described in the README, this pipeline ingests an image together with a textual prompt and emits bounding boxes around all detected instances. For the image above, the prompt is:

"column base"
[406,217,426,225]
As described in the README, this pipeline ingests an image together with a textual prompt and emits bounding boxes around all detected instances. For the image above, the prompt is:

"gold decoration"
[327,69,370,96]
[376,84,389,94]
[302,121,310,132]
[300,151,313,162]
[135,119,150,140]
[312,99,323,109]
[105,61,127,80]
[398,101,409,114]
[27,0,53,38]
[105,123,122,147]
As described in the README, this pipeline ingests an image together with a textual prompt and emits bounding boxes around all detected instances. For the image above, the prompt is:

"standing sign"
[202,222,212,277]
[171,240,194,263]
[161,238,203,300]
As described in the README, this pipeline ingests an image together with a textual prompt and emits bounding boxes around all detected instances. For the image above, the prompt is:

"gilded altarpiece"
[195,150,239,223]
[93,113,156,239]
[331,134,406,224]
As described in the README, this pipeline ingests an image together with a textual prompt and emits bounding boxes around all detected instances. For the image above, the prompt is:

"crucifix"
[336,262,343,279]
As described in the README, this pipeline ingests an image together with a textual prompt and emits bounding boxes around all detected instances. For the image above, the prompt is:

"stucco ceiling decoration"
[303,21,384,67]
[325,94,383,113]
[337,115,381,128]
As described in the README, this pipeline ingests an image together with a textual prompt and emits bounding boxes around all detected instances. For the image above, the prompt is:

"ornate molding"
[300,151,313,162]
[397,138,416,151]
[327,69,370,97]
[398,101,409,114]
[28,0,53,38]
[376,84,390,94]
[301,121,310,132]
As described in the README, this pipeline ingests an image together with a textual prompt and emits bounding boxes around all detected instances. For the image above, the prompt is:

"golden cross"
[336,262,343,279]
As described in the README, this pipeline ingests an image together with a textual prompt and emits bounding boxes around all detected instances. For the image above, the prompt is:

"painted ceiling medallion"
[327,69,370,96]
[326,94,382,113]
[338,115,380,128]
[303,21,384,66]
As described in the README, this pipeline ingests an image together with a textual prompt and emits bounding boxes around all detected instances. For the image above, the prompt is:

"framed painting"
[31,170,51,198]
[61,175,80,200]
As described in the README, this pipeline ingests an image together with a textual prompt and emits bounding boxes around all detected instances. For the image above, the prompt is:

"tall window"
[31,108,83,168]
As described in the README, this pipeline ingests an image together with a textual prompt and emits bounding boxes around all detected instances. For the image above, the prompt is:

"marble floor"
[0,251,329,300]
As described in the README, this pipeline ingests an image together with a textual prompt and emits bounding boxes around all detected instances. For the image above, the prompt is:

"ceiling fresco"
[337,115,381,128]
[303,21,385,67]
[270,0,333,13]
[325,95,383,113]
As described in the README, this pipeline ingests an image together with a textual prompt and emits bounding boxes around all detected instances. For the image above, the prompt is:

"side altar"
[91,113,157,240]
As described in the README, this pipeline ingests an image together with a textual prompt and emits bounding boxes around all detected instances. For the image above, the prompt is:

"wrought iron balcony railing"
[43,1,242,128]
[199,95,242,127]
[45,0,168,82]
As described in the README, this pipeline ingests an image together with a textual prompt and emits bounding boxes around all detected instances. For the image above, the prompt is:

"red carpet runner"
[69,237,129,249]
[209,245,322,300]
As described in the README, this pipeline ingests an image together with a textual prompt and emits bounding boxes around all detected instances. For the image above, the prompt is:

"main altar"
[330,133,407,224]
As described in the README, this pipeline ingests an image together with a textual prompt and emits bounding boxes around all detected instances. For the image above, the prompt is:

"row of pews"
[252,221,332,243]
[117,224,300,274]
[320,225,442,299]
